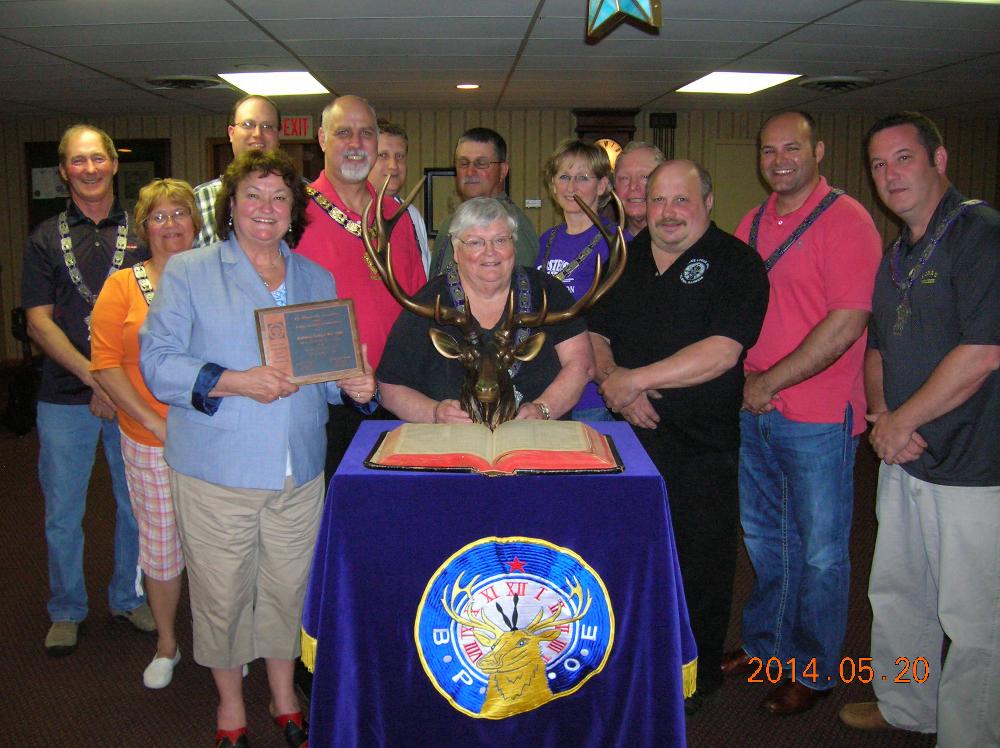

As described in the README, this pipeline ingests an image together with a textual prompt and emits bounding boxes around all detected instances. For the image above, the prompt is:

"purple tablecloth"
[302,421,695,747]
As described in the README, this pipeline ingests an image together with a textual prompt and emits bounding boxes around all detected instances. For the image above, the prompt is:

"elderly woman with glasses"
[537,139,617,422]
[378,196,595,424]
[90,178,201,690]
[140,149,376,748]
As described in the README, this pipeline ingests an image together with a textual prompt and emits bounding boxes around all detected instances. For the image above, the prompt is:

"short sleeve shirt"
[295,172,427,369]
[536,221,615,411]
[735,177,882,433]
[377,268,586,409]
[870,187,1000,486]
[588,223,770,452]
[90,266,167,445]
[192,177,222,248]
[21,200,147,403]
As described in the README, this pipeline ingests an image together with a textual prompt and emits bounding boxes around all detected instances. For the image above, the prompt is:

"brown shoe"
[761,680,830,715]
[721,649,755,676]
[839,701,897,730]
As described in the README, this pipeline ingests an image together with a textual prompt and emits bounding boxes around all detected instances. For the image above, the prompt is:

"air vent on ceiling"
[798,75,873,93]
[145,76,225,90]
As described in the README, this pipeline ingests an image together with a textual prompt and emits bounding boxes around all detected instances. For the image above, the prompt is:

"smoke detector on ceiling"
[145,76,226,90]
[798,75,874,93]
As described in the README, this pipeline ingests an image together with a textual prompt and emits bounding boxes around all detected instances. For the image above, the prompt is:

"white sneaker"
[143,647,181,689]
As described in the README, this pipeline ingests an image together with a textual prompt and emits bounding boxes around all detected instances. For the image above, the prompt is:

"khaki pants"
[170,470,324,669]
[869,463,1000,748]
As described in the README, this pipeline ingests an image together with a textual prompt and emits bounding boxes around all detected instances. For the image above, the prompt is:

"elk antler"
[523,589,593,635]
[514,192,627,329]
[440,573,504,640]
[361,175,473,333]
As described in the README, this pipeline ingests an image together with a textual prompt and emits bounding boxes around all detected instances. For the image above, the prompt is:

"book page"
[390,423,494,461]
[492,420,592,457]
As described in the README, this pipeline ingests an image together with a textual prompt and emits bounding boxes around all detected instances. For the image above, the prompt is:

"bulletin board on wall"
[25,139,171,232]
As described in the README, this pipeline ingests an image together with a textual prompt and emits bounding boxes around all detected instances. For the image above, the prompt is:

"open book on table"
[364,420,623,477]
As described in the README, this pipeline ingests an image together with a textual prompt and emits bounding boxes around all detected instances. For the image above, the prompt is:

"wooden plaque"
[255,298,363,384]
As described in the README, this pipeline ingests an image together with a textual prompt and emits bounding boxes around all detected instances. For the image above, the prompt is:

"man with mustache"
[296,95,425,471]
[193,94,282,247]
[723,111,882,716]
[588,160,769,712]
[612,141,664,241]
[429,127,537,275]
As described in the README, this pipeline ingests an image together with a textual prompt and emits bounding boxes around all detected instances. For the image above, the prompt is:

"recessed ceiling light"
[218,72,328,96]
[456,83,480,90]
[677,72,800,95]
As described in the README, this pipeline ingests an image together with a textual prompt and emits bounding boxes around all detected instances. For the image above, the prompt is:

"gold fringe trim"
[300,628,317,673]
[682,657,698,699]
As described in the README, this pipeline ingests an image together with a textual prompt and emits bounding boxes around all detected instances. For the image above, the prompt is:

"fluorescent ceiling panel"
[218,71,328,95]
[677,71,800,94]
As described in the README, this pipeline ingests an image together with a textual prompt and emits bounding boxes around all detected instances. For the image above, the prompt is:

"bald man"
[588,160,769,711]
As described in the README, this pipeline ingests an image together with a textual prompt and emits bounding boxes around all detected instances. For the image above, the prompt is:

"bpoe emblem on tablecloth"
[415,536,614,719]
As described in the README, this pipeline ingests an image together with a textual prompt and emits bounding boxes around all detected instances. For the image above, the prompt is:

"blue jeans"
[738,407,857,688]
[38,402,144,622]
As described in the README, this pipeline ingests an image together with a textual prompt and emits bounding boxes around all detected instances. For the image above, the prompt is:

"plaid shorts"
[120,433,184,580]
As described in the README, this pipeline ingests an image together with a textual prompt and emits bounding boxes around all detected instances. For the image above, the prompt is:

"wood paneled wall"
[636,111,1000,241]
[1,109,997,359]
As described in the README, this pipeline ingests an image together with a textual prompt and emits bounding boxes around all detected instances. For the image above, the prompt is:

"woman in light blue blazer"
[141,150,375,748]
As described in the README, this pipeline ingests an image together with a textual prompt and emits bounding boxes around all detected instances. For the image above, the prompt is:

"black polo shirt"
[870,187,1000,486]
[588,222,769,452]
[21,199,146,404]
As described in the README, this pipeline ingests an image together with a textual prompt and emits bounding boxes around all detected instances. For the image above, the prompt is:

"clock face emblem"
[414,536,615,719]
[594,138,623,168]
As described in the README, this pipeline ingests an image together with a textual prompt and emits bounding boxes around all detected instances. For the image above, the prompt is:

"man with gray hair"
[429,127,538,274]
[588,160,769,711]
[193,94,281,247]
[296,95,425,471]
[613,141,665,240]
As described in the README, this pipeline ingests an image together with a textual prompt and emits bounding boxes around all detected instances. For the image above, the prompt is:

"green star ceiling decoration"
[587,0,661,39]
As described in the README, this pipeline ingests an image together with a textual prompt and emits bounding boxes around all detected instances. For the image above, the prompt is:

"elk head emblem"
[362,177,627,429]
[441,572,593,718]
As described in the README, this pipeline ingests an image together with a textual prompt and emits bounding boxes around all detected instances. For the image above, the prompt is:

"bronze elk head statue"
[363,177,627,429]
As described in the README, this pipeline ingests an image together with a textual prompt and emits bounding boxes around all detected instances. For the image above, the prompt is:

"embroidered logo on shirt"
[920,270,938,285]
[679,258,709,284]
[415,536,614,719]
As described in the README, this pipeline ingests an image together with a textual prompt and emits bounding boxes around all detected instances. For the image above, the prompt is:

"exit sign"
[281,115,313,139]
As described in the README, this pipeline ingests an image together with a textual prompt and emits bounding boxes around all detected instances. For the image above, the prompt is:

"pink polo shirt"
[295,172,426,369]
[735,177,882,435]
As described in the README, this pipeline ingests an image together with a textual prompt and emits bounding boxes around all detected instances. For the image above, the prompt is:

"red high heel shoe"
[214,727,248,748]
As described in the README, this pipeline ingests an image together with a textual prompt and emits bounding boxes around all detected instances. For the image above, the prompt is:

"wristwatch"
[534,401,551,420]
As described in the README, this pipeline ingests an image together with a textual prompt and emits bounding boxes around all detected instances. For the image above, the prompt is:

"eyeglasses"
[145,207,192,225]
[456,157,502,170]
[556,173,594,185]
[457,235,513,252]
[232,119,277,133]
